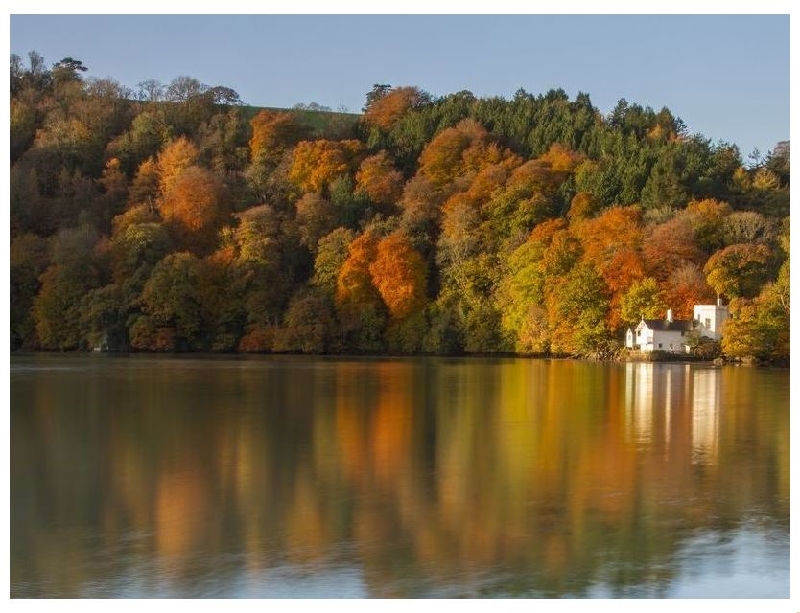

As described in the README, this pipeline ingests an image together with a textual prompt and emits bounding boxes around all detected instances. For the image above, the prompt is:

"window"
[658,343,663,348]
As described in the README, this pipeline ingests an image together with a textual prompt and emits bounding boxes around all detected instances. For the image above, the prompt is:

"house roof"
[640,318,693,332]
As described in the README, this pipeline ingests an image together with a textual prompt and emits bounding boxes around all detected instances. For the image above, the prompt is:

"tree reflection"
[11,356,789,597]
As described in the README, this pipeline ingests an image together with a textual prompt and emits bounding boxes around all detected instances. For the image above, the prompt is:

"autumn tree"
[642,214,703,281]
[497,230,551,353]
[683,198,732,254]
[354,151,404,209]
[294,192,338,253]
[619,277,667,328]
[417,118,491,191]
[289,139,364,194]
[249,110,309,161]
[32,224,103,350]
[363,85,430,131]
[312,227,356,297]
[567,191,600,221]
[157,165,229,254]
[547,263,612,358]
[232,204,299,347]
[663,262,715,320]
[247,110,311,201]
[721,211,774,246]
[335,232,387,351]
[156,136,200,195]
[704,242,774,299]
[435,194,505,353]
[108,218,172,290]
[482,154,567,250]
[273,287,338,353]
[369,231,428,350]
[397,174,443,262]
[574,205,645,330]
[128,157,160,209]
[721,263,789,362]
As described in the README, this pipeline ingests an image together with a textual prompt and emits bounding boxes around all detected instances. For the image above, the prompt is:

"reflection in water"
[11,356,789,598]
[692,369,720,465]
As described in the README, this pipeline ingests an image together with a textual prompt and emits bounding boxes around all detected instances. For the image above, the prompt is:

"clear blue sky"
[9,13,790,159]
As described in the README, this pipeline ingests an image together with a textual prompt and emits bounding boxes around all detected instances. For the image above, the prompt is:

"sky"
[7,9,791,161]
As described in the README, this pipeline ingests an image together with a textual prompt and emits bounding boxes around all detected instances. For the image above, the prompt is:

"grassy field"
[240,104,362,138]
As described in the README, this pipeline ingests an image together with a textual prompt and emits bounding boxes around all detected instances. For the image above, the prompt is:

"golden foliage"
[369,232,428,320]
[249,110,305,160]
[289,139,364,193]
[752,167,780,191]
[567,192,598,221]
[335,232,382,314]
[355,151,404,204]
[363,86,427,131]
[537,143,584,173]
[156,136,200,195]
[157,166,227,251]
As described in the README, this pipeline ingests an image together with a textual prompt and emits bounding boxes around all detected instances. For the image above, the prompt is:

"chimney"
[666,308,673,323]
[717,295,722,307]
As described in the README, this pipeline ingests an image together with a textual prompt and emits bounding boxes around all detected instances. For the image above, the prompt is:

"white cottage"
[693,299,729,341]
[625,309,694,353]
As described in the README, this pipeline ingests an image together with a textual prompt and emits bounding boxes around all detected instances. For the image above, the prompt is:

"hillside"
[10,54,790,361]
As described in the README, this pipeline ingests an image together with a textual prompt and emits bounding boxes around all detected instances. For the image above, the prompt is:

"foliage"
[703,242,774,299]
[9,50,789,358]
[289,138,364,194]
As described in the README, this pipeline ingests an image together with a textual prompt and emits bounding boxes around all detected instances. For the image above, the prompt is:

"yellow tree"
[156,136,200,195]
[683,198,732,253]
[128,157,160,209]
[289,139,364,194]
[537,142,584,173]
[417,118,489,190]
[567,192,600,221]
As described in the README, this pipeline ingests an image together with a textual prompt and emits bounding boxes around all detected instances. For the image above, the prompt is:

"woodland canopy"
[10,53,790,361]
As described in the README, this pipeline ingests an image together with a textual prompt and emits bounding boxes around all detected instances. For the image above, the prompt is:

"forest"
[9,52,790,361]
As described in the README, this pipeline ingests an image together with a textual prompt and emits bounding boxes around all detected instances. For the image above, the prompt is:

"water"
[10,354,789,598]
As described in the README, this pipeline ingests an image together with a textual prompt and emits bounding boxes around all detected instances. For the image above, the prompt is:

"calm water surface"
[10,354,789,598]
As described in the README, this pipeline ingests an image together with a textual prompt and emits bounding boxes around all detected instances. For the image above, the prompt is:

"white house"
[625,309,694,353]
[693,300,729,342]
[625,302,731,353]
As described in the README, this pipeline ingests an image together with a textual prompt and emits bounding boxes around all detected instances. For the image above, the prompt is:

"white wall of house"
[693,304,729,341]
[628,322,687,353]
[646,330,685,353]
